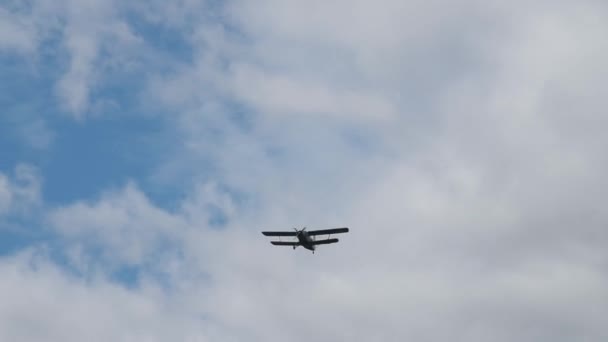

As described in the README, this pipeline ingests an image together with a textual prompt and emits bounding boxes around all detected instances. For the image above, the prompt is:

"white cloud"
[1,0,142,119]
[0,164,41,219]
[0,175,12,215]
[49,182,185,269]
[53,0,141,118]
[35,173,608,341]
[0,7,37,54]
[3,0,608,341]
[18,118,55,150]
[141,1,608,340]
[0,250,217,342]
[228,63,397,121]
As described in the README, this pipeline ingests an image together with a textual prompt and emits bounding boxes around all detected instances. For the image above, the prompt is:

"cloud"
[18,118,55,150]
[53,0,142,118]
[0,7,37,54]
[141,1,608,340]
[2,0,608,341]
[32,172,608,341]
[228,63,397,121]
[1,0,142,119]
[0,175,12,215]
[49,182,185,270]
[0,249,217,342]
[0,164,41,219]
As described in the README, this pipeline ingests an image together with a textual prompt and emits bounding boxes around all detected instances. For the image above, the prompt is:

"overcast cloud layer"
[1,0,608,341]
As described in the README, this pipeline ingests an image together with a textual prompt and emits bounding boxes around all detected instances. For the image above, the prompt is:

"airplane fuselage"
[297,231,316,252]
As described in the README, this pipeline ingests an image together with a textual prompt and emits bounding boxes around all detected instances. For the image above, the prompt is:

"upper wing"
[307,227,349,236]
[311,238,339,245]
[262,231,298,237]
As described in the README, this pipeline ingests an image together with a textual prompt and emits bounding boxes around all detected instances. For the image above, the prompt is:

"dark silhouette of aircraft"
[262,227,349,254]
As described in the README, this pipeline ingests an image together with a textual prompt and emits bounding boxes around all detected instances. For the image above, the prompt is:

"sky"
[1,0,608,341]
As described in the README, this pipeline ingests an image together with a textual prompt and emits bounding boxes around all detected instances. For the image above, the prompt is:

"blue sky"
[2,1,608,341]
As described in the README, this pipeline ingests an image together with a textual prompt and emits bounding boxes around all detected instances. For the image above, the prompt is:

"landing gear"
[293,245,296,250]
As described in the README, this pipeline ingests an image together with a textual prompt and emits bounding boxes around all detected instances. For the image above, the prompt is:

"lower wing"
[311,238,339,245]
[270,241,300,246]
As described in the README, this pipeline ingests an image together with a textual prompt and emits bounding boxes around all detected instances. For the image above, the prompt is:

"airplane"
[261,227,349,254]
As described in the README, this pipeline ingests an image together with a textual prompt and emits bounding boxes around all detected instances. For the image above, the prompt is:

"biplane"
[261,227,349,254]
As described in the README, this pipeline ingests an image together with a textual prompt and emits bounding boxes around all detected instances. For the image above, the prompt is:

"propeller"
[292,227,306,246]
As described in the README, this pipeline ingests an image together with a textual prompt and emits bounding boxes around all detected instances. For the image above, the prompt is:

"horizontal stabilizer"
[311,238,339,245]
[271,241,299,246]
[307,227,349,236]
[262,231,298,237]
